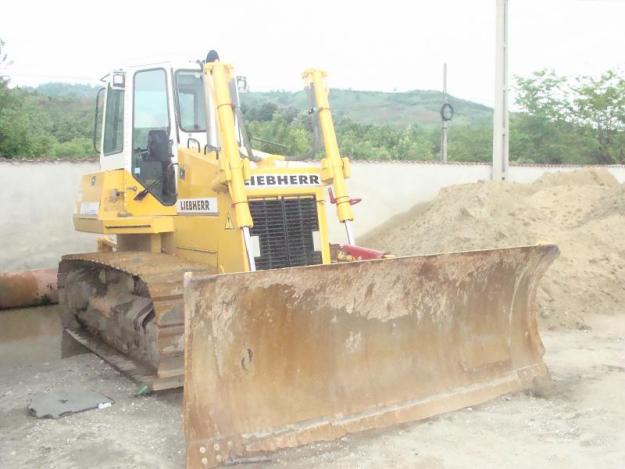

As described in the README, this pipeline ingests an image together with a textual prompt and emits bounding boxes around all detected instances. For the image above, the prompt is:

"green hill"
[30,82,100,99]
[241,89,491,128]
[31,83,492,129]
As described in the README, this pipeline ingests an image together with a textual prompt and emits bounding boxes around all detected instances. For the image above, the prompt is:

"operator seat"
[147,130,176,198]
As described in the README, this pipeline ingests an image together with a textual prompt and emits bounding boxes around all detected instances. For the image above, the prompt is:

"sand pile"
[360,168,625,329]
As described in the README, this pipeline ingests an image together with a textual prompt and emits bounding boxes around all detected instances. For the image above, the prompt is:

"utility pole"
[440,63,449,163]
[440,63,454,163]
[492,0,509,180]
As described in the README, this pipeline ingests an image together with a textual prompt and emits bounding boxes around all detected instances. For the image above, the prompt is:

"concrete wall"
[0,161,99,271]
[2,160,624,271]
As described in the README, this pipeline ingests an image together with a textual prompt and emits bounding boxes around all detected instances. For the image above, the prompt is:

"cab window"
[132,69,176,205]
[133,69,170,150]
[103,87,124,155]
[175,70,206,132]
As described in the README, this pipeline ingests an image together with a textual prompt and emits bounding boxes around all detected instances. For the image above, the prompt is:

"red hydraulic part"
[339,244,389,261]
[0,269,58,309]
[328,187,362,206]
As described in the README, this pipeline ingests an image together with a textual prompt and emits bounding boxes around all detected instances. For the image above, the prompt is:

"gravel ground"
[1,312,624,469]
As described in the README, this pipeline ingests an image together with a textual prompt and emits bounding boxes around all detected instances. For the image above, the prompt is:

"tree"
[515,69,569,122]
[0,38,10,81]
[0,41,98,159]
[448,125,491,162]
[514,70,571,163]
[0,38,18,157]
[570,71,625,163]
[513,69,625,164]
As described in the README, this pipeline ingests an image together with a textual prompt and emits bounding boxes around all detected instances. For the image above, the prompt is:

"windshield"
[133,68,170,150]
[176,70,206,132]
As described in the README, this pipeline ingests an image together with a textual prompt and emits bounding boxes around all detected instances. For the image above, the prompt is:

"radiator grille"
[249,197,322,270]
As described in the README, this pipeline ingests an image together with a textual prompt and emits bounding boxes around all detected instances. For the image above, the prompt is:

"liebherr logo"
[177,198,218,215]
[245,174,321,188]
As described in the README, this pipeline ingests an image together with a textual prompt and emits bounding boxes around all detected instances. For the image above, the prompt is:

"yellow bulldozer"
[58,51,558,467]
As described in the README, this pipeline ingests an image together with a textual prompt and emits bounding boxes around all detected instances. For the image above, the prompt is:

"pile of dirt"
[361,168,625,329]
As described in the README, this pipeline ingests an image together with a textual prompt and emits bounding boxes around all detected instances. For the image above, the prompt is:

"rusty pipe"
[0,269,58,309]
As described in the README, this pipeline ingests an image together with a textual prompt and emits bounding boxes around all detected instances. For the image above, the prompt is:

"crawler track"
[58,251,214,390]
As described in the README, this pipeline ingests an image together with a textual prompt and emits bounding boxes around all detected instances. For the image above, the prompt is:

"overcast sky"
[1,0,624,106]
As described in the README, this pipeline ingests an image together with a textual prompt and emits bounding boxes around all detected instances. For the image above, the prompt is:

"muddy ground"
[1,309,623,469]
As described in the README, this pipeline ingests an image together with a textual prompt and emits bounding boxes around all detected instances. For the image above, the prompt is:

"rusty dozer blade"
[183,244,559,468]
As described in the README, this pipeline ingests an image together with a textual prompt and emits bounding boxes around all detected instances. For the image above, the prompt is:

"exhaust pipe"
[0,269,58,309]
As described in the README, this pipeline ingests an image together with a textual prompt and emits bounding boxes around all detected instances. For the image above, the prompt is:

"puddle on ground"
[0,304,87,367]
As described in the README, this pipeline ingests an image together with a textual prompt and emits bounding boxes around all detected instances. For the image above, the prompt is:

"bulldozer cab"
[94,63,228,206]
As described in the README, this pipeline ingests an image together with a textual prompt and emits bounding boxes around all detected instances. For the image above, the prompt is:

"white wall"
[0,161,98,271]
[2,160,624,270]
